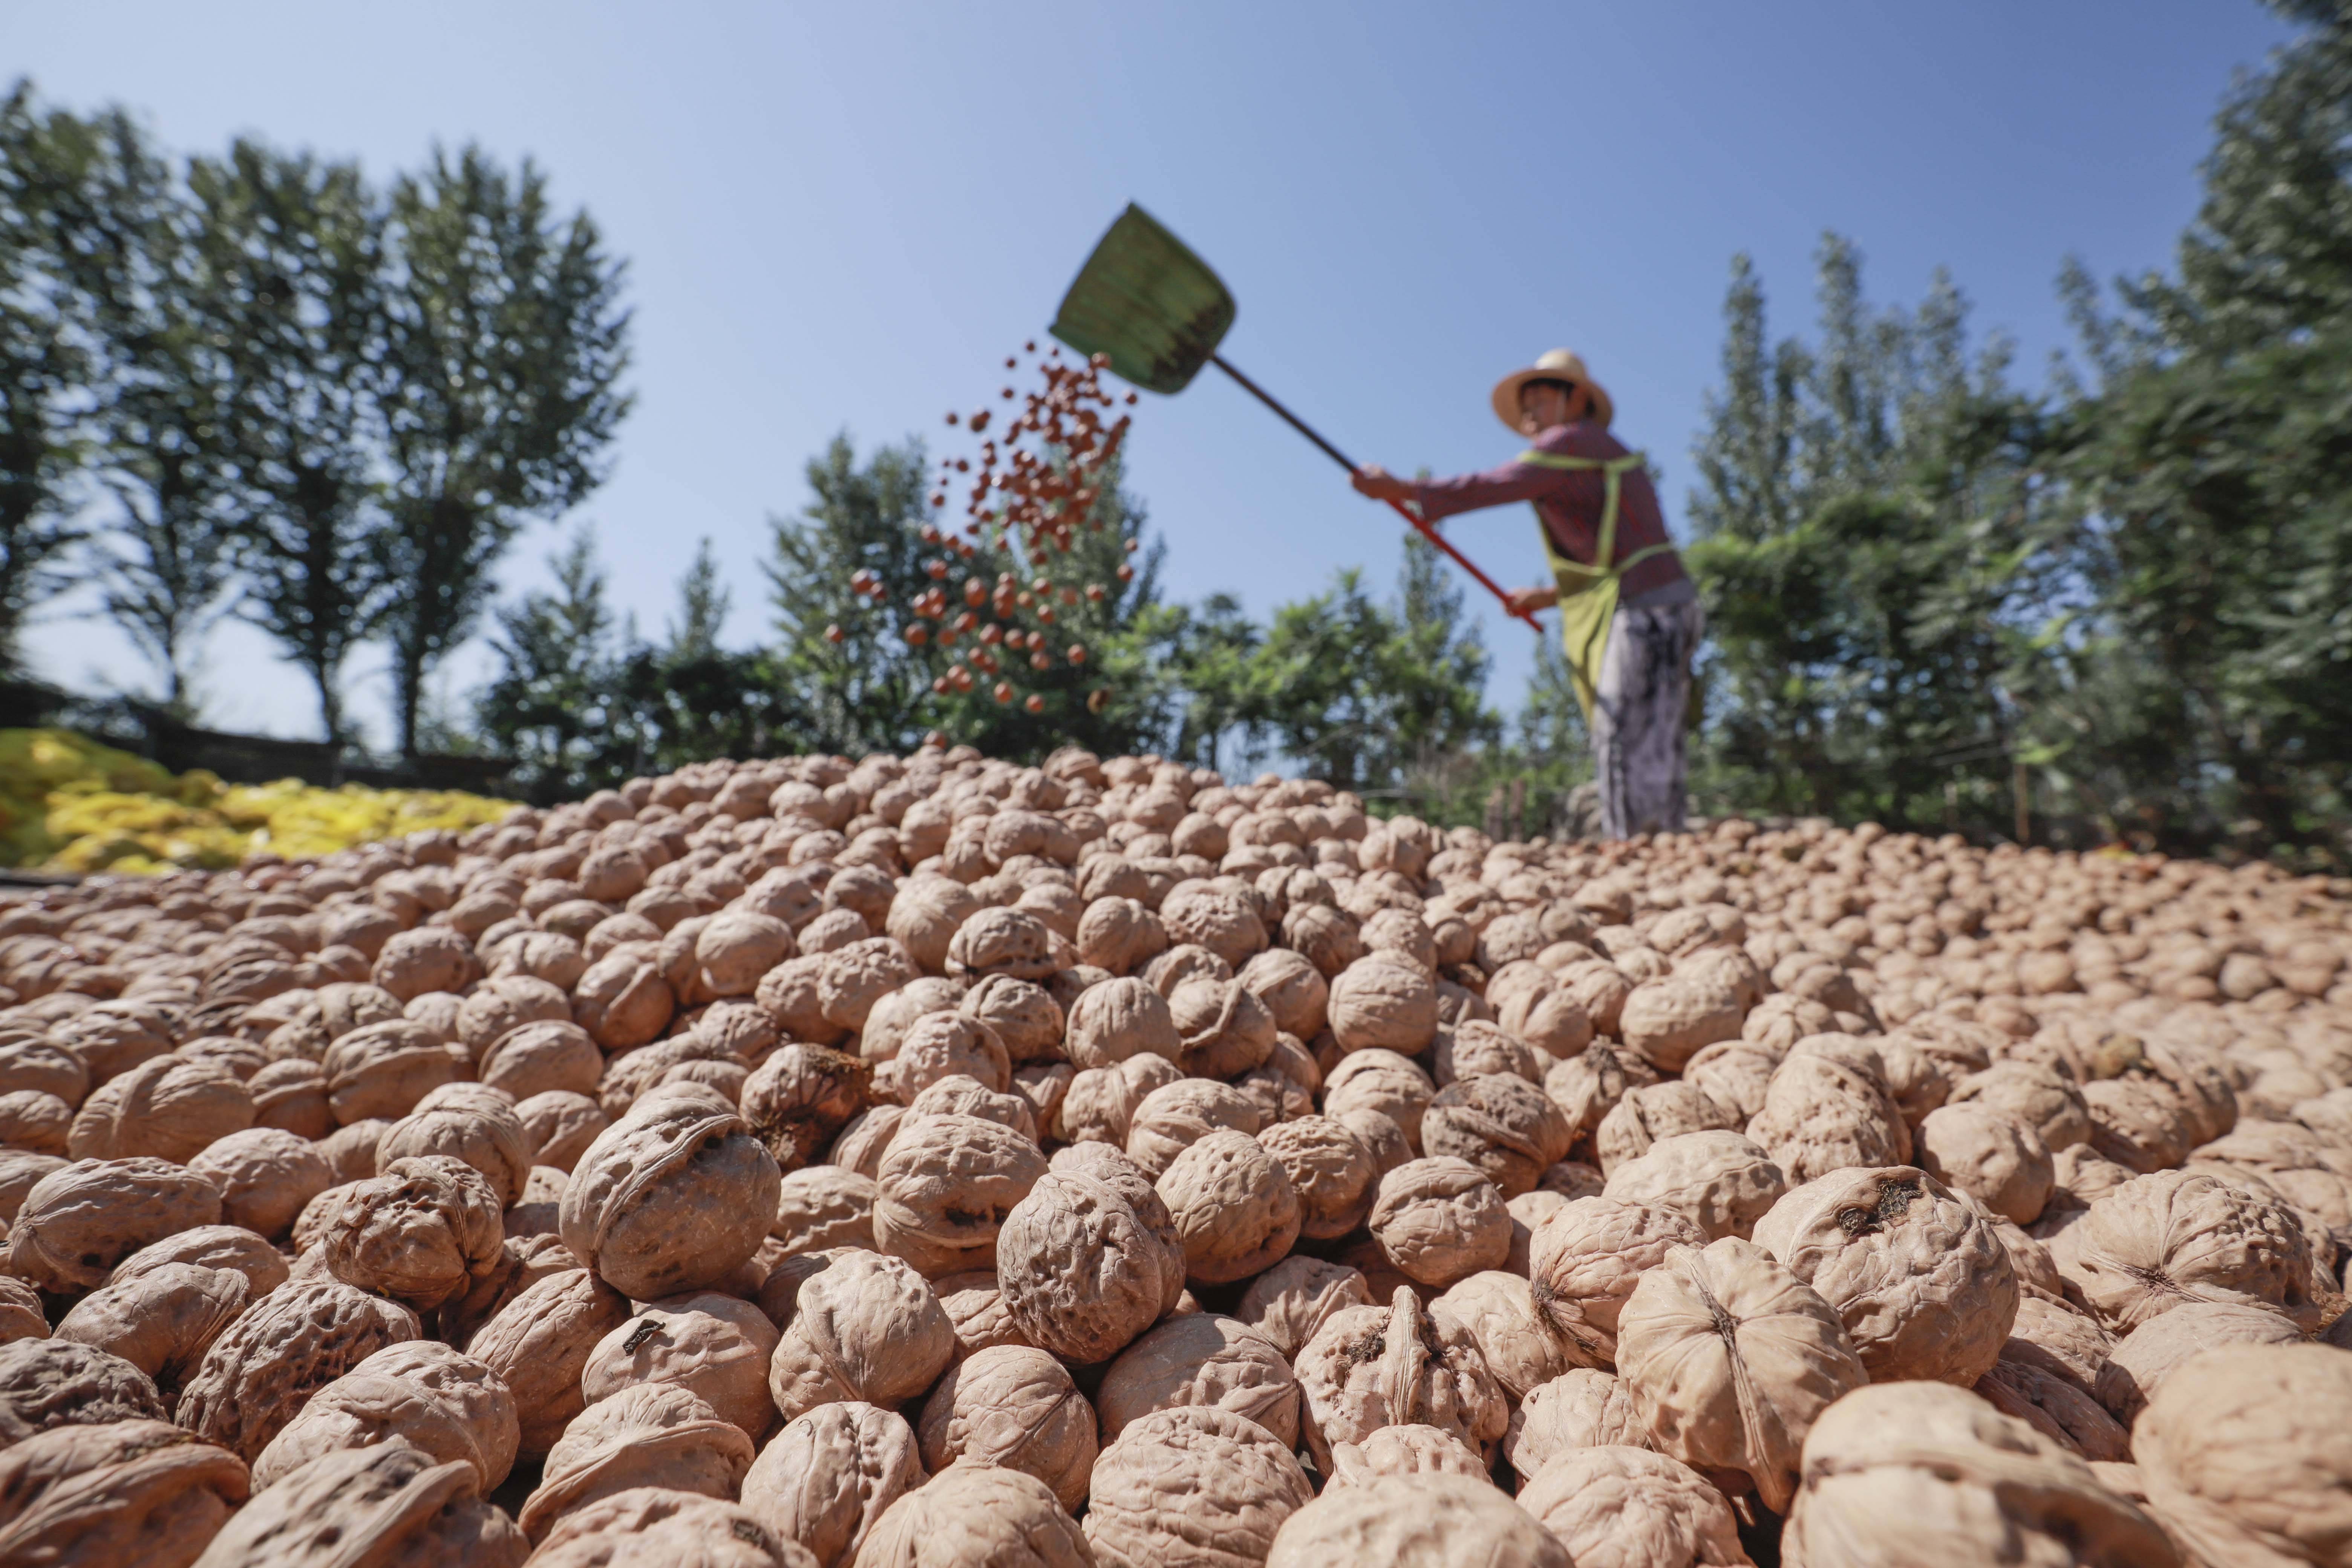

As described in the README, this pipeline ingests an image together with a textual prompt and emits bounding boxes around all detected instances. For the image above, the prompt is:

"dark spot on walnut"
[1837,1179,1921,1238]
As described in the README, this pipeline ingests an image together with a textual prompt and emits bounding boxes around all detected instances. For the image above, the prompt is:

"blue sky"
[6,1,2294,748]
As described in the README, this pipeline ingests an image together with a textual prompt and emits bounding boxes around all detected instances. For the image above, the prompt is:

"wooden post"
[1509,777,1527,842]
[2013,760,2031,847]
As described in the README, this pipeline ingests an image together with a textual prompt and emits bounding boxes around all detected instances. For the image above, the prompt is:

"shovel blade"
[1050,204,1234,394]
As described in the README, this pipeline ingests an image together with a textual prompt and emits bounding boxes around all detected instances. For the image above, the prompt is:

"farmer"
[1352,349,1703,839]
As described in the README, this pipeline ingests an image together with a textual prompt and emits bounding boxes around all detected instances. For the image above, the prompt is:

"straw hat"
[1490,349,1614,432]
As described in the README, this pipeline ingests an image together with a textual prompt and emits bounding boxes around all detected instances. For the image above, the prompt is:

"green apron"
[1519,448,1673,723]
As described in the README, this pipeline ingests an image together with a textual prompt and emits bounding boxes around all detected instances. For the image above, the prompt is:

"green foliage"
[188,141,394,743]
[0,84,93,673]
[35,104,241,712]
[372,147,632,757]
[1684,237,2049,833]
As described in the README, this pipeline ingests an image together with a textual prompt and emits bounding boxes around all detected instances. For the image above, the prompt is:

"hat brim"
[1491,367,1614,433]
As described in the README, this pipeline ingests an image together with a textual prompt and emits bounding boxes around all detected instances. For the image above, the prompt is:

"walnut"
[108,1223,287,1298]
[854,1461,1092,1568]
[1602,1130,1787,1242]
[1432,1270,1596,1401]
[1095,1312,1302,1450]
[1237,948,1328,1043]
[322,1020,458,1124]
[884,879,980,976]
[1156,1128,1301,1286]
[695,910,794,997]
[958,975,1064,1064]
[739,1401,923,1568]
[1064,976,1180,1070]
[2132,1342,2352,1568]
[0,1338,168,1445]
[582,1291,780,1442]
[187,1126,332,1239]
[1124,1079,1263,1181]
[1592,1080,1742,1177]
[1421,1073,1575,1198]
[1916,1102,2056,1225]
[192,1438,527,1567]
[2094,1299,2303,1430]
[998,1153,1185,1366]
[772,1166,876,1255]
[571,949,675,1051]
[1159,884,1269,970]
[516,1090,609,1171]
[1167,977,1277,1080]
[65,1054,253,1163]
[465,1267,632,1459]
[176,1278,421,1461]
[873,1112,1047,1277]
[0,1418,247,1568]
[1323,1423,1488,1493]
[249,1340,520,1494]
[1524,1196,1708,1366]
[1327,954,1439,1057]
[893,1013,1011,1097]
[818,939,922,1031]
[371,926,482,1002]
[1084,1405,1312,1568]
[558,1083,782,1300]
[6,1156,222,1294]
[945,908,1057,982]
[248,1059,331,1139]
[1505,1368,1649,1483]
[767,1250,953,1423]
[1515,1446,1746,1568]
[845,977,952,1066]
[740,1044,871,1174]
[1785,1380,2176,1568]
[378,1092,533,1209]
[2063,1168,2324,1334]
[1746,1044,1911,1183]
[1292,1286,1508,1472]
[1258,1116,1378,1239]
[1369,1156,1512,1288]
[52,1260,250,1399]
[1265,1472,1570,1568]
[1431,1019,1542,1088]
[1752,1165,2017,1386]
[1235,1256,1374,1360]
[519,1383,755,1544]
[915,1344,1095,1510]
[455,977,571,1065]
[479,1019,603,1102]
[1322,1049,1434,1154]
[1614,1237,1865,1514]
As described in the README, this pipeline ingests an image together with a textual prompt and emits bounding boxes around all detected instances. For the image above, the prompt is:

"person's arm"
[1352,456,1560,522]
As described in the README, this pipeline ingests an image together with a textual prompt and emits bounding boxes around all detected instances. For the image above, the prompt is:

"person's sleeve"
[1409,458,1561,522]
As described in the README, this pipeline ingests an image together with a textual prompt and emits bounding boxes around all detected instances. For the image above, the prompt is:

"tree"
[372,146,631,757]
[0,83,90,672]
[188,141,395,743]
[473,527,623,801]
[1245,537,1499,800]
[2046,0,2352,858]
[1683,236,2049,833]
[666,537,728,660]
[39,104,240,711]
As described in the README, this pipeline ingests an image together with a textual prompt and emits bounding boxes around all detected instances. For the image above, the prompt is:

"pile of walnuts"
[0,741,2347,1566]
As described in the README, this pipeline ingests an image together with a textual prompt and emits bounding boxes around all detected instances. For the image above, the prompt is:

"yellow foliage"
[0,728,518,874]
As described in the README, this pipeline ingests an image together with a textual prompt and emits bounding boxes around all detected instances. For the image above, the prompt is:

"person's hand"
[1506,584,1558,616]
[1351,465,1415,503]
